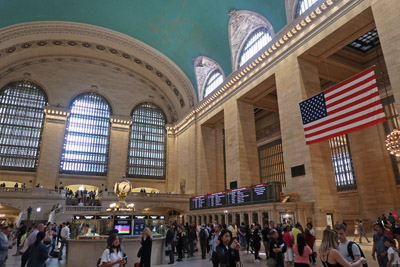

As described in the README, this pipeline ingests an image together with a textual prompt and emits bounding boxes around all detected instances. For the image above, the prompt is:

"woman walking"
[25,231,48,267]
[293,234,312,267]
[139,228,152,267]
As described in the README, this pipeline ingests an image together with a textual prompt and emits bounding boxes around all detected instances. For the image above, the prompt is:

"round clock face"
[118,181,131,194]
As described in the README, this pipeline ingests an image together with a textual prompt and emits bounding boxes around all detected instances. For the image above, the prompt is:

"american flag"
[299,67,386,145]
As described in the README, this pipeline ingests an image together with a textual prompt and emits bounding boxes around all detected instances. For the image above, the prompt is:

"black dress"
[140,237,152,267]
[215,244,240,267]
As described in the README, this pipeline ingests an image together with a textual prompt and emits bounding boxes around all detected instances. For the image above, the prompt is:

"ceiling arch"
[0,0,287,98]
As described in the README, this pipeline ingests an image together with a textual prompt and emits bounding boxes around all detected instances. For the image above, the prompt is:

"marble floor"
[5,236,376,267]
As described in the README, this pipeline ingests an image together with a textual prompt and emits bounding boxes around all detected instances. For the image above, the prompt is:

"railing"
[54,205,107,214]
[0,187,31,193]
[98,191,192,199]
[0,187,66,196]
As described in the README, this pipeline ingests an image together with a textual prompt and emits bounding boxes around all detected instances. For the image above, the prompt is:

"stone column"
[35,106,69,188]
[106,116,132,189]
[166,125,177,193]
[239,212,244,225]
[276,58,342,237]
[224,101,260,188]
[258,211,263,226]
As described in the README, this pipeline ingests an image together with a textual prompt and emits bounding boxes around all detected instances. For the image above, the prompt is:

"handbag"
[137,247,143,258]
[267,257,276,267]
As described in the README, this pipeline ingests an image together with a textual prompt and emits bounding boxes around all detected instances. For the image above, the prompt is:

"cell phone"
[280,243,285,248]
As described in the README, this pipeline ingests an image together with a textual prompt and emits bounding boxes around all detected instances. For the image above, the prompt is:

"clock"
[118,181,131,194]
[114,178,132,197]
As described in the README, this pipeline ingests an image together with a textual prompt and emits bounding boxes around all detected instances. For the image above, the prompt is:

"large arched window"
[60,93,111,175]
[238,27,272,67]
[0,81,47,171]
[296,0,319,17]
[127,103,166,179]
[204,70,224,98]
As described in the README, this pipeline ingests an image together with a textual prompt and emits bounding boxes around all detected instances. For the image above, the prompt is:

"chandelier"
[386,129,400,156]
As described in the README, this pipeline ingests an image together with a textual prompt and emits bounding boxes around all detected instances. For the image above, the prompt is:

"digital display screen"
[191,195,206,210]
[114,224,131,234]
[227,187,251,205]
[114,219,132,235]
[207,192,227,208]
[133,219,146,236]
[252,184,268,202]
[96,215,113,220]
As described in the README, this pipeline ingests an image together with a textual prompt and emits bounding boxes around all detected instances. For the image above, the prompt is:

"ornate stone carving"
[228,10,275,71]
[194,56,225,100]
[0,57,178,122]
[0,22,196,109]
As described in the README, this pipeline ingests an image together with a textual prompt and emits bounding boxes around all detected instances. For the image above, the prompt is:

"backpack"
[347,241,368,267]
[199,229,207,240]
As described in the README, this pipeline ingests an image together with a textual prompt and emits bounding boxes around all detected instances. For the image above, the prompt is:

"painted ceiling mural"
[0,0,287,99]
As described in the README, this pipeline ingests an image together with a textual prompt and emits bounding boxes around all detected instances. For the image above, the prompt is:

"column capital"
[44,106,69,123]
[110,115,133,131]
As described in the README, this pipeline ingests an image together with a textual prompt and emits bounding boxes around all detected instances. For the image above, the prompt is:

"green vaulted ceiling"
[0,0,287,99]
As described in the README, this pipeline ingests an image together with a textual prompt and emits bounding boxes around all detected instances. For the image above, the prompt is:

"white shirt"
[338,240,360,263]
[101,248,123,267]
[60,226,70,239]
[388,246,400,265]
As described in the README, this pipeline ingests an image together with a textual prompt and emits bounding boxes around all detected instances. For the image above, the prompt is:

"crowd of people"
[0,221,71,266]
[1,211,399,267]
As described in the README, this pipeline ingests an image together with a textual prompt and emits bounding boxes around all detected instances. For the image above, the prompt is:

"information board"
[227,187,251,205]
[191,195,206,210]
[252,184,268,202]
[133,219,146,236]
[207,192,227,208]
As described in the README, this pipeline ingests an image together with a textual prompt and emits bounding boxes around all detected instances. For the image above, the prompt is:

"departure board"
[227,187,251,205]
[207,192,227,208]
[252,184,268,202]
[191,195,206,210]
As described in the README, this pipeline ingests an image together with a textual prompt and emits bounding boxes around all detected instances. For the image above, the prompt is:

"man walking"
[238,222,246,250]
[358,219,370,243]
[58,222,70,261]
[372,223,389,267]
[210,224,222,267]
[0,225,13,267]
[335,223,361,263]
[199,224,209,259]
[261,223,271,258]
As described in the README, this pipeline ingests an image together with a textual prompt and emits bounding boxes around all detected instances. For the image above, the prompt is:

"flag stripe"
[324,67,375,95]
[306,117,387,144]
[303,96,382,129]
[326,83,378,110]
[304,100,383,132]
[299,67,386,145]
[305,108,385,138]
[325,75,375,102]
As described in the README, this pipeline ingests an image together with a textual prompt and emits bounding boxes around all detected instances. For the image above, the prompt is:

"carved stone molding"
[193,56,225,101]
[228,10,275,71]
[0,22,196,109]
[44,106,69,124]
[0,56,179,123]
[110,115,133,132]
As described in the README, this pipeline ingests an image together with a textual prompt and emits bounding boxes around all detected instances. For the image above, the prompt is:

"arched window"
[60,93,111,175]
[0,81,47,171]
[296,0,319,17]
[204,70,223,98]
[238,28,272,67]
[127,103,166,179]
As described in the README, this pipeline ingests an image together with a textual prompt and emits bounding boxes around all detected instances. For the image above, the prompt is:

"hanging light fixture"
[386,129,400,156]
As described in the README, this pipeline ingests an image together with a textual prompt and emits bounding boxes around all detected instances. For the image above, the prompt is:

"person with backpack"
[372,223,390,267]
[335,223,366,265]
[199,224,209,259]
[165,225,175,264]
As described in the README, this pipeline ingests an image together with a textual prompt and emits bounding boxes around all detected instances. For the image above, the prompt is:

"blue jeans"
[189,240,195,256]
[240,235,246,248]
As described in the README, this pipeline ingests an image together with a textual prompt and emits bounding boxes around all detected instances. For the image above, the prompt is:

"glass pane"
[60,93,111,175]
[0,81,47,171]
[258,139,286,187]
[204,70,223,98]
[239,28,272,67]
[127,103,166,179]
[328,134,357,191]
[296,0,319,17]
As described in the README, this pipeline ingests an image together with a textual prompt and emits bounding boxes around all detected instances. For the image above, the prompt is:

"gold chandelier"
[386,129,400,156]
